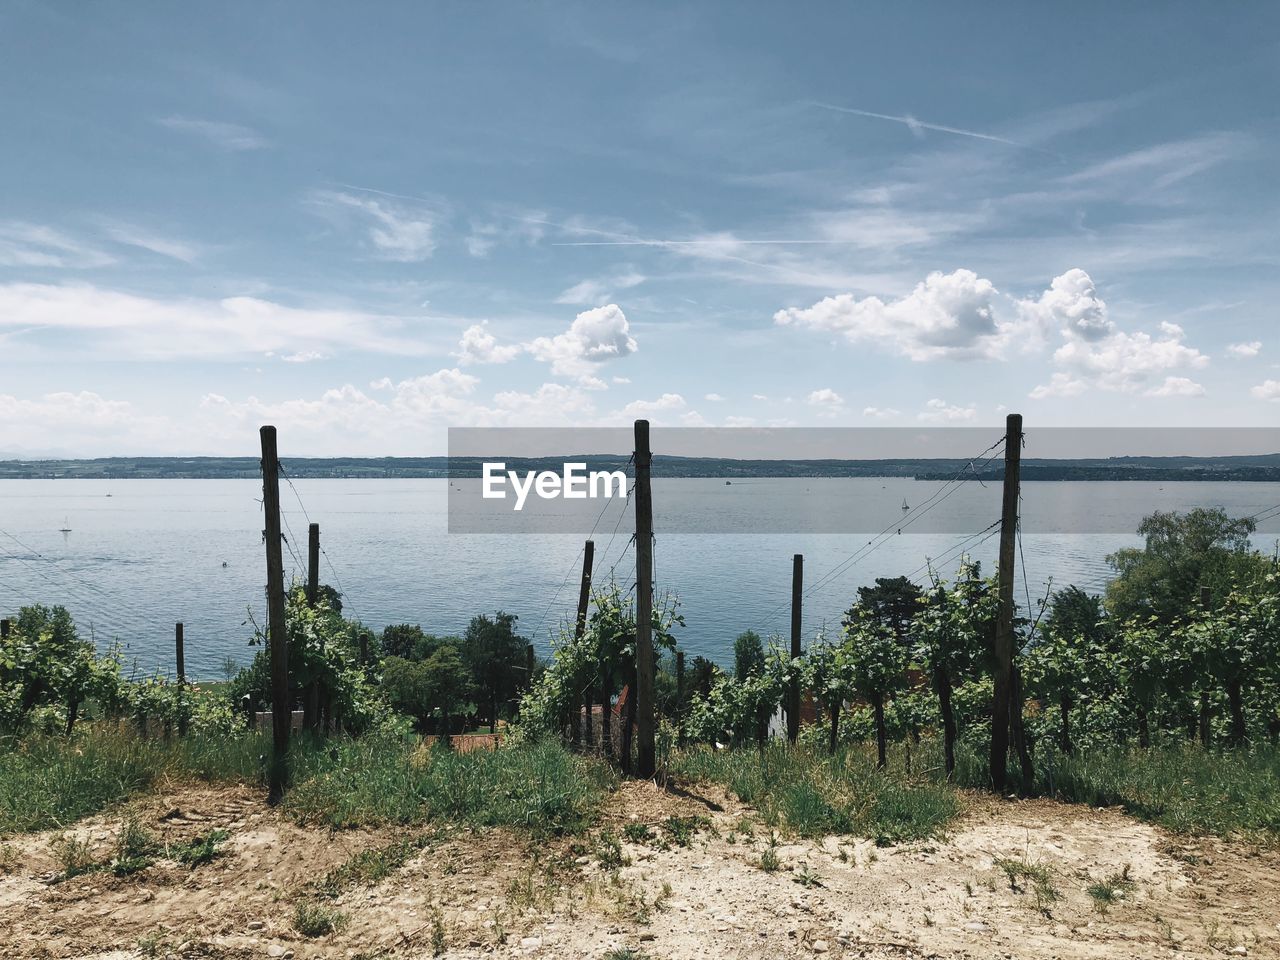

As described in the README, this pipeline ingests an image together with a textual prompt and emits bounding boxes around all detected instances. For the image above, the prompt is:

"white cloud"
[455,322,521,365]
[1146,376,1206,397]
[0,390,165,456]
[1028,373,1088,399]
[1016,268,1112,341]
[612,376,631,384]
[156,116,267,151]
[1045,320,1208,395]
[1227,341,1262,358]
[0,282,436,360]
[0,222,114,269]
[555,272,645,306]
[862,406,900,419]
[1251,380,1280,402]
[775,269,1007,360]
[723,415,757,427]
[918,399,976,422]
[310,190,438,262]
[100,222,199,264]
[525,303,638,381]
[752,394,769,401]
[806,388,845,417]
[281,351,325,364]
[704,393,724,402]
[621,393,686,416]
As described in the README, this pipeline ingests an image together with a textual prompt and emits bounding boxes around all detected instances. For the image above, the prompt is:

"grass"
[0,726,613,838]
[673,742,958,844]
[1086,864,1136,912]
[313,832,438,897]
[994,855,1060,914]
[1025,742,1280,840]
[291,899,348,937]
[173,828,230,867]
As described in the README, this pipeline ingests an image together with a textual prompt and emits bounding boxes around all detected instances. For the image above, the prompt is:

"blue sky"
[1,2,1278,456]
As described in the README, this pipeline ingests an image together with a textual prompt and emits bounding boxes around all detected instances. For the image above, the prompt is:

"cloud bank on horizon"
[0,4,1277,457]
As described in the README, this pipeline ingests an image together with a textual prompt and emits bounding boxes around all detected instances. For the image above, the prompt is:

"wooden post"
[1199,584,1213,747]
[571,540,594,747]
[260,425,290,803]
[1,618,10,639]
[787,553,803,744]
[304,522,321,733]
[175,622,187,736]
[526,643,535,691]
[990,413,1021,793]
[633,420,656,779]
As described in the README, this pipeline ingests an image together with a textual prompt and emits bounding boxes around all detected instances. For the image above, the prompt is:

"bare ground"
[1,780,1278,960]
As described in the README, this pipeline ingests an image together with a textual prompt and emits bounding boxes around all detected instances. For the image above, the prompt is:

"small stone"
[1228,948,1247,956]
[639,933,656,942]
[247,921,266,931]
[266,945,287,958]
[964,921,990,933]
[812,941,830,954]
[519,936,542,953]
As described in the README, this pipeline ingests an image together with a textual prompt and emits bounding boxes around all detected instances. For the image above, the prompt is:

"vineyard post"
[0,619,9,639]
[634,419,656,779]
[175,622,187,736]
[260,425,290,804]
[571,539,595,747]
[304,522,321,733]
[787,553,803,744]
[526,643,535,692]
[990,413,1022,793]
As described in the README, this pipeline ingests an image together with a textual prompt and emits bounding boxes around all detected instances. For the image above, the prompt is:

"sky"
[1,1,1278,457]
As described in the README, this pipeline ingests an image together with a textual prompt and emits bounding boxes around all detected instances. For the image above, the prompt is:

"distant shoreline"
[2,454,1280,482]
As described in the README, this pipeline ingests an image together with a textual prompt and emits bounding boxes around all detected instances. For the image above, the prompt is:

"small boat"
[725,480,732,485]
[58,516,72,532]
[901,498,910,512]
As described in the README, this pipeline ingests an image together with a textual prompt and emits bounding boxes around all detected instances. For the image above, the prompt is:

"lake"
[1,478,1277,679]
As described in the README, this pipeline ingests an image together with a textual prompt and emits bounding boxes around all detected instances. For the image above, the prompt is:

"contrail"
[808,100,1047,151]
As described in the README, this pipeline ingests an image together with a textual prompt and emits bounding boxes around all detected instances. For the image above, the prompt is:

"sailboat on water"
[901,498,910,512]
[58,516,72,532]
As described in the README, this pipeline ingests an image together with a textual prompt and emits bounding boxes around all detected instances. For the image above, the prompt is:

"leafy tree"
[803,634,856,753]
[1025,586,1105,754]
[462,612,526,732]
[1106,508,1257,624]
[381,646,474,742]
[857,577,923,645]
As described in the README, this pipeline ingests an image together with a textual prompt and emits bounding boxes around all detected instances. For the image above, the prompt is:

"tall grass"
[285,736,615,833]
[672,742,958,844]
[0,725,267,833]
[0,726,614,837]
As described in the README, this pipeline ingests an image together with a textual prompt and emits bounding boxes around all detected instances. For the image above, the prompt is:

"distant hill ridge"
[2,453,1279,481]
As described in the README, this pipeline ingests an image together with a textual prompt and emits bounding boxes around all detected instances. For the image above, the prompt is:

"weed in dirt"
[994,856,1059,915]
[429,904,446,956]
[760,847,780,872]
[111,815,159,876]
[292,899,349,937]
[136,933,166,957]
[792,862,824,888]
[662,814,709,847]
[173,828,229,867]
[604,950,647,960]
[0,843,18,873]
[593,830,628,870]
[315,832,435,897]
[1086,864,1136,912]
[51,834,97,879]
[622,822,653,844]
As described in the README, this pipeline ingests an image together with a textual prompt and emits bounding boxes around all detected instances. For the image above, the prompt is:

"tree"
[804,634,856,753]
[1106,508,1257,624]
[842,606,908,768]
[382,648,474,742]
[462,612,526,732]
[857,577,923,645]
[1026,587,1104,754]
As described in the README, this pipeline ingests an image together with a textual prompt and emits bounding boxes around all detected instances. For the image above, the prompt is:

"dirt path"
[2,781,1277,959]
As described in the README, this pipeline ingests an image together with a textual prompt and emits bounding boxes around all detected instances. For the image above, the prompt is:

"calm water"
[1,479,1277,679]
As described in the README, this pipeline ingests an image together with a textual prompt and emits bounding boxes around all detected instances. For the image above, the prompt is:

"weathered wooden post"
[1199,584,1213,747]
[260,425,290,803]
[175,622,187,736]
[787,553,803,744]
[991,413,1022,793]
[1,618,10,639]
[634,419,656,779]
[571,540,594,747]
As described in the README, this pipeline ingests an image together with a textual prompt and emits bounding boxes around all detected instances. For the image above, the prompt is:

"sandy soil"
[1,780,1278,960]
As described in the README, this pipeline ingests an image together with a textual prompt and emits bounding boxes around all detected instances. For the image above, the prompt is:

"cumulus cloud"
[310,190,438,262]
[862,406,900,419]
[1251,380,1280,402]
[704,393,724,402]
[0,390,165,456]
[1146,376,1206,397]
[1016,268,1112,341]
[807,388,845,417]
[455,322,521,365]
[526,304,638,381]
[1022,270,1210,398]
[774,269,1007,360]
[1227,341,1262,358]
[918,399,976,422]
[621,393,686,416]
